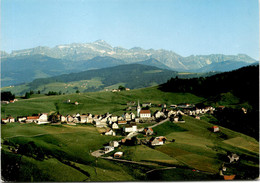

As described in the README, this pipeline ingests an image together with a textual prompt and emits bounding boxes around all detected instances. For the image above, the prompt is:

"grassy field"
[1,86,204,118]
[1,123,152,181]
[1,86,259,181]
[2,116,259,181]
[1,78,104,95]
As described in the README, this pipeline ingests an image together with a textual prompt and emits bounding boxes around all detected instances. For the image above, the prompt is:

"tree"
[37,90,41,94]
[118,85,126,91]
[24,92,31,99]
[1,91,15,101]
[48,113,59,123]
[76,90,80,93]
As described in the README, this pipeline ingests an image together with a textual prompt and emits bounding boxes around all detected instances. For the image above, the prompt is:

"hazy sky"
[1,0,259,59]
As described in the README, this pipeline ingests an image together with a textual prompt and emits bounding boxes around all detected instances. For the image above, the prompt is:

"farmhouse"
[155,111,166,119]
[130,112,136,120]
[150,136,167,146]
[143,127,153,136]
[124,113,131,121]
[118,120,127,125]
[195,116,200,120]
[140,110,151,118]
[111,116,118,122]
[38,113,48,122]
[2,117,15,123]
[66,115,74,122]
[227,153,240,163]
[26,116,39,123]
[60,115,66,122]
[105,129,116,136]
[123,123,137,133]
[112,122,119,129]
[109,141,119,147]
[212,126,220,132]
[104,146,114,154]
[18,117,26,122]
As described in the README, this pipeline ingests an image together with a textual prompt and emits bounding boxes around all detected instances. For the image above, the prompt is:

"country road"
[148,118,169,128]
[100,156,165,167]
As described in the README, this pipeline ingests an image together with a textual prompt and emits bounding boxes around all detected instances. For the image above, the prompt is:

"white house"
[26,116,39,123]
[130,113,136,120]
[2,117,15,123]
[38,113,48,122]
[123,124,137,133]
[140,110,151,118]
[60,115,66,122]
[109,141,119,147]
[143,128,154,136]
[18,117,26,122]
[104,146,114,154]
[212,126,219,132]
[150,136,167,146]
[227,153,240,163]
[111,116,118,122]
[105,129,116,136]
[155,111,166,119]
[125,113,131,121]
[112,123,119,129]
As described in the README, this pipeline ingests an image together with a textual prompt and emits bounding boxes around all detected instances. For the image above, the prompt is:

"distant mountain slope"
[3,64,176,94]
[1,55,70,86]
[136,58,173,70]
[2,40,256,71]
[81,56,127,70]
[0,55,171,87]
[190,60,253,72]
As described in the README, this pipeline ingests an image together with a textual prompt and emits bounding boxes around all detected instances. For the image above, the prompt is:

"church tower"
[137,100,141,117]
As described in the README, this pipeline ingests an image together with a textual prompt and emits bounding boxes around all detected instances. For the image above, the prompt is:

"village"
[2,100,219,153]
[1,99,245,180]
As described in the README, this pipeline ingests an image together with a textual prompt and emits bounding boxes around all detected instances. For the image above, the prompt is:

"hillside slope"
[160,65,259,139]
[2,64,178,95]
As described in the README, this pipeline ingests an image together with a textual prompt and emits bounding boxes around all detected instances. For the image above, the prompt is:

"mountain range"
[1,40,257,87]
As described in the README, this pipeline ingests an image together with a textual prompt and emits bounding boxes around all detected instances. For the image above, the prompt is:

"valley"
[1,65,259,181]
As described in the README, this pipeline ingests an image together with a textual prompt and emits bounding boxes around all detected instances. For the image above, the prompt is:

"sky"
[1,0,259,59]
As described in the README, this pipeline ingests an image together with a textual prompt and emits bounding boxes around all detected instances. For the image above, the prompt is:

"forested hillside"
[28,64,178,91]
[160,65,259,139]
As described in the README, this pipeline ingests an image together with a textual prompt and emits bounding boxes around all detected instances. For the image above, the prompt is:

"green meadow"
[1,86,259,181]
[1,86,204,118]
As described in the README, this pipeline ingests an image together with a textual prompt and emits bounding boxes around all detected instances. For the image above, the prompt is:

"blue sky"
[1,0,259,59]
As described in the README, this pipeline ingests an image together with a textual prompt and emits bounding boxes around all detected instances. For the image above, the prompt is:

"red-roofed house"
[212,126,219,132]
[140,110,151,118]
[26,116,39,123]
[143,127,153,136]
[150,136,167,146]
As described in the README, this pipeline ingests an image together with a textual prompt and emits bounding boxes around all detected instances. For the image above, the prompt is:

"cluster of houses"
[100,128,166,159]
[104,88,131,92]
[1,101,218,128]
[1,98,18,104]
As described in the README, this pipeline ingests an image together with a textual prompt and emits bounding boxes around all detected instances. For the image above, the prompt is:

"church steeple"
[137,100,141,117]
